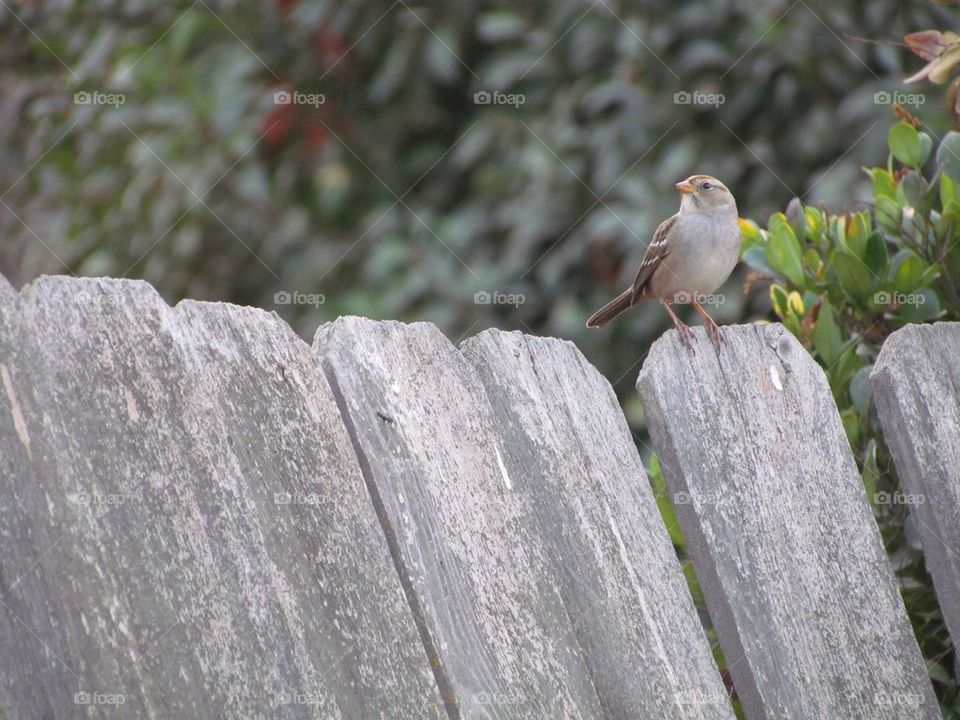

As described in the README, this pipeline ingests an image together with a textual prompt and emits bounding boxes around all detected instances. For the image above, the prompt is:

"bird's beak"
[676,180,695,194]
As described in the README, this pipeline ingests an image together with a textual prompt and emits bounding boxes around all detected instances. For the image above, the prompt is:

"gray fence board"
[460,329,733,719]
[1,273,951,719]
[317,317,604,718]
[872,322,960,648]
[0,277,443,719]
[315,318,729,718]
[636,323,938,720]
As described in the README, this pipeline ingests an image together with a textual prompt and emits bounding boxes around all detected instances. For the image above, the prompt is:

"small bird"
[586,174,741,351]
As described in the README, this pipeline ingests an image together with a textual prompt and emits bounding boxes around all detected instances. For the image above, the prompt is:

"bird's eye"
[701,182,713,190]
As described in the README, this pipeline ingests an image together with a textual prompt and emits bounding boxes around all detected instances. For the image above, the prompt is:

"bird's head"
[676,175,737,215]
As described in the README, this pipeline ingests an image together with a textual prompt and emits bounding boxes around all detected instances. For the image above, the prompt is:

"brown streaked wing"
[631,213,677,303]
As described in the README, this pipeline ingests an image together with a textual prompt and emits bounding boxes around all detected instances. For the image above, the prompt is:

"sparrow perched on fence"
[586,174,741,351]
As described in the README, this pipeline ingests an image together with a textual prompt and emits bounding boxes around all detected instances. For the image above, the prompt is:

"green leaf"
[831,252,874,302]
[742,245,774,274]
[814,301,842,365]
[863,233,889,278]
[891,251,926,293]
[786,197,806,240]
[739,218,763,249]
[888,122,923,167]
[875,195,902,234]
[941,170,960,209]
[935,130,960,182]
[765,223,805,287]
[840,407,860,445]
[828,339,863,391]
[897,171,927,213]
[770,284,790,319]
[804,206,825,241]
[845,212,870,258]
[899,288,941,323]
[871,168,897,199]
[849,365,873,417]
[936,199,960,242]
[927,662,952,685]
[647,453,685,548]
[919,132,933,166]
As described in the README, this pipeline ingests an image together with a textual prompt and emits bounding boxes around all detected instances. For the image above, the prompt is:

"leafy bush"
[740,118,960,713]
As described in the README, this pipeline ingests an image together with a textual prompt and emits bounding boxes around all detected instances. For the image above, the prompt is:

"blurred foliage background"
[3,0,960,713]
[1,0,954,408]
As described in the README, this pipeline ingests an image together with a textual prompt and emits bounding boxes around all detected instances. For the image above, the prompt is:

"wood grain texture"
[636,323,938,720]
[317,317,604,718]
[461,329,733,719]
[318,318,734,718]
[872,322,960,648]
[0,277,443,719]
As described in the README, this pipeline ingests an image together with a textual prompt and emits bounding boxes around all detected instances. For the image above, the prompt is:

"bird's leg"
[692,300,724,349]
[659,299,695,352]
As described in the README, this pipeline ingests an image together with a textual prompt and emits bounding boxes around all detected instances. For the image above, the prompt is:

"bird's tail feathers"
[586,288,636,328]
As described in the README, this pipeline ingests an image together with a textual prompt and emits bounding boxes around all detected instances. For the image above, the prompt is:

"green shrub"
[742,119,960,714]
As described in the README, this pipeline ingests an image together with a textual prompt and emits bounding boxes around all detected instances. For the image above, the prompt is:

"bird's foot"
[676,321,696,354]
[707,320,724,351]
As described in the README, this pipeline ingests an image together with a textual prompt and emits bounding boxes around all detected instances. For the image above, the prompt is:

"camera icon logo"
[874,91,891,104]
[274,291,292,305]
[674,91,692,105]
[874,291,891,305]
[74,692,91,705]
[74,91,91,105]
[274,491,292,505]
[473,90,491,105]
[674,492,691,505]
[274,90,292,105]
[474,290,491,304]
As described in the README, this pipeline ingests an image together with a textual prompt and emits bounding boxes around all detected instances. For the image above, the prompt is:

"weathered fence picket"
[0,275,952,719]
[636,322,939,719]
[318,317,728,718]
[0,277,444,718]
[461,330,731,718]
[872,323,960,649]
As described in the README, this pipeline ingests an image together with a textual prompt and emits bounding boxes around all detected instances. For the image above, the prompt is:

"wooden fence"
[0,274,955,719]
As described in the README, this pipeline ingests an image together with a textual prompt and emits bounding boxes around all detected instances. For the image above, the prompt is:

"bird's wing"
[631,213,677,303]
